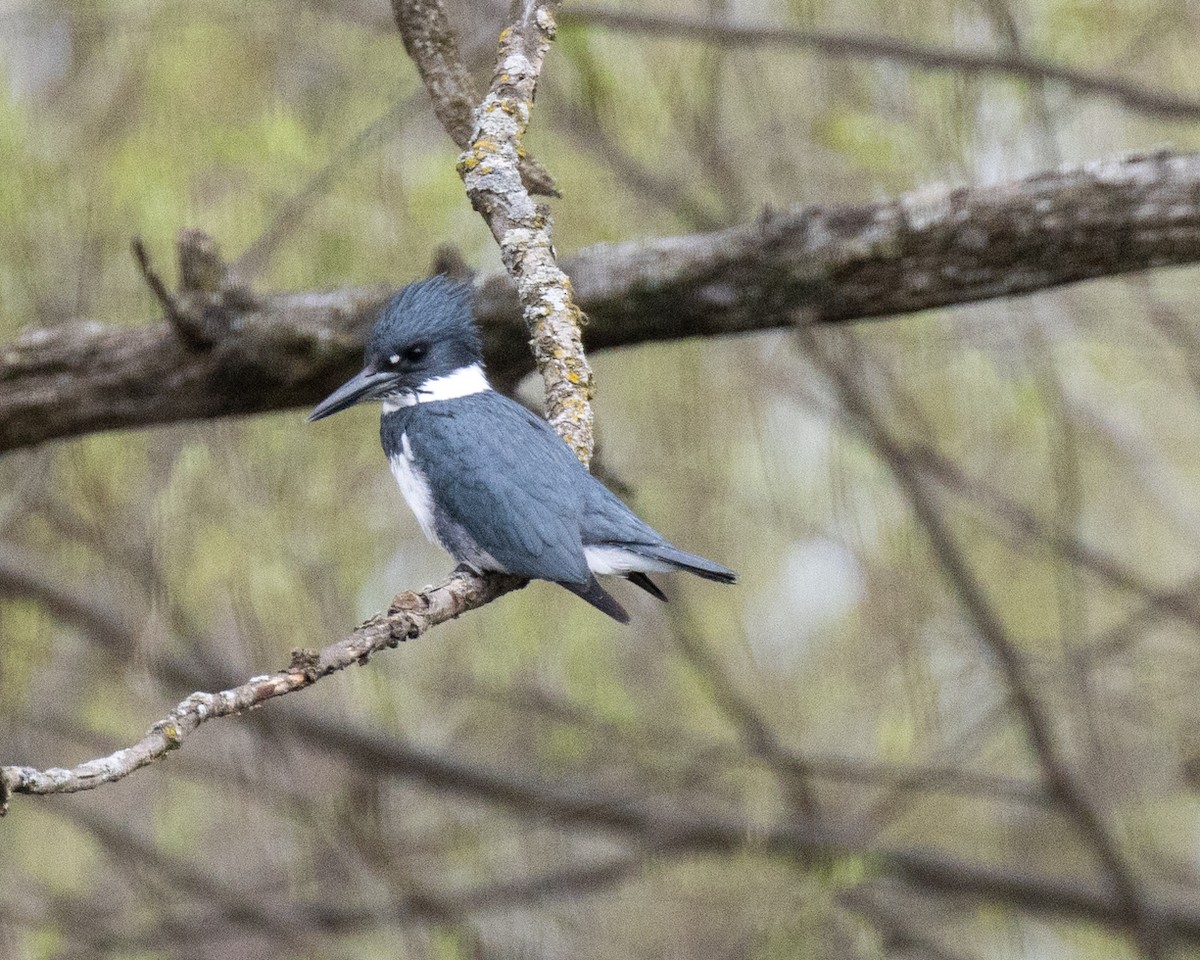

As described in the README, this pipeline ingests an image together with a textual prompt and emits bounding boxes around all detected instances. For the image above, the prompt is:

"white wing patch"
[389,432,439,545]
[584,545,674,576]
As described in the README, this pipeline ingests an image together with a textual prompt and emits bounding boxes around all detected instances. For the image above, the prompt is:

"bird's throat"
[382,363,491,412]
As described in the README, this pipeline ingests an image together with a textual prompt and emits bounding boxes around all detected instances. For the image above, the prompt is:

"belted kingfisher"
[308,276,736,622]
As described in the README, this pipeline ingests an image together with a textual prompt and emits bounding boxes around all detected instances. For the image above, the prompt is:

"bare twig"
[389,1,478,154]
[133,230,251,348]
[545,77,725,231]
[61,804,319,947]
[130,236,181,322]
[782,371,1200,634]
[665,606,821,816]
[232,93,422,283]
[838,887,973,960]
[901,441,1200,631]
[0,570,523,813]
[1077,573,1200,666]
[974,0,1062,162]
[0,542,143,658]
[561,5,1200,122]
[426,671,1048,808]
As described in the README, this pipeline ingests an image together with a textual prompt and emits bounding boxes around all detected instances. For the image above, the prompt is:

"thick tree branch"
[4,150,1200,453]
[561,6,1200,122]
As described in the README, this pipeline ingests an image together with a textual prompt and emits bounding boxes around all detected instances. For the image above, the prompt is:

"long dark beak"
[307,367,398,422]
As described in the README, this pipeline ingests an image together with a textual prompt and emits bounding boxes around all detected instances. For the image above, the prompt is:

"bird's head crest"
[307,275,484,422]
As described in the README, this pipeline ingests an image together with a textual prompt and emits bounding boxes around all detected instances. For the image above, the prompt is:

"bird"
[308,276,737,623]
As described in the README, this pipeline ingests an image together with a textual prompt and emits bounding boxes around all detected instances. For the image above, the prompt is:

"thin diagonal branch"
[665,606,820,816]
[455,0,595,462]
[902,441,1200,631]
[389,0,559,196]
[0,542,141,657]
[0,570,522,813]
[231,92,422,283]
[61,804,320,947]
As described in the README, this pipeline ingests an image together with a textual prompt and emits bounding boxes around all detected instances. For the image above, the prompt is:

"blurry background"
[3,0,1200,957]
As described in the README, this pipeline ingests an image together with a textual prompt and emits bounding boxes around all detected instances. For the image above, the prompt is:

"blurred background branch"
[4,151,1200,452]
[560,6,1200,121]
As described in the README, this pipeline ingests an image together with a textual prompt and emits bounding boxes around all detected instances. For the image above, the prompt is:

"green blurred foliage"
[2,0,1200,958]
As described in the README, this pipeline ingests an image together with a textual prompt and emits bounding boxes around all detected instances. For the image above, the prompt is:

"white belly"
[388,432,439,545]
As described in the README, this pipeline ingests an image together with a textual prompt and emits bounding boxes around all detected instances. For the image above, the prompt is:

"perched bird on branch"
[309,276,736,622]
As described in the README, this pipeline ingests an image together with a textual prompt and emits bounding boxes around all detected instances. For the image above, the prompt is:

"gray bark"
[3,149,1199,453]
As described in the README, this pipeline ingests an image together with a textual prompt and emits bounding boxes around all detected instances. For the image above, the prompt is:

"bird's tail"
[628,571,668,602]
[636,544,738,584]
[560,575,630,623]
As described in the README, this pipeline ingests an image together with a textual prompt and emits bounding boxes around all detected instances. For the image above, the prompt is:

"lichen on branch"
[457,1,596,463]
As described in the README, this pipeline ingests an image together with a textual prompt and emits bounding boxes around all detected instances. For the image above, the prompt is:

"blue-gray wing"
[403,394,594,584]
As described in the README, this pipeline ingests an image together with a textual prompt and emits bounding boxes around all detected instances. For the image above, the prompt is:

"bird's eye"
[402,343,428,364]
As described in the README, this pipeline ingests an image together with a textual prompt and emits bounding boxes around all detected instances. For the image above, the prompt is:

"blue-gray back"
[382,391,663,583]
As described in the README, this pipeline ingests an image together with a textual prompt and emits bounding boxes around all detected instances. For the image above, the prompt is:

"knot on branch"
[288,647,323,682]
[152,718,185,749]
[133,230,258,350]
[387,591,429,643]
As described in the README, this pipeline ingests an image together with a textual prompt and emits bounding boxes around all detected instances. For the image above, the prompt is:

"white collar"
[382,363,491,412]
